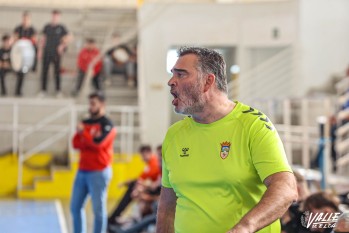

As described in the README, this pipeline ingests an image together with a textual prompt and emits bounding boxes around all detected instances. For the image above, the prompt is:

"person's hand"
[118,180,131,188]
[37,49,43,60]
[57,44,65,55]
[3,62,11,69]
[77,122,84,132]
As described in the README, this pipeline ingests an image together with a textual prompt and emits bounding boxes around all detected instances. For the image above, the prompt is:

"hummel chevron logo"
[242,107,273,131]
[252,111,263,116]
[260,117,270,122]
[242,107,255,113]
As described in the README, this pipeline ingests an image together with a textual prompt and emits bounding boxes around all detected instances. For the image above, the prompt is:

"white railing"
[335,74,349,175]
[248,97,333,167]
[228,47,295,103]
[245,97,340,188]
[0,98,140,192]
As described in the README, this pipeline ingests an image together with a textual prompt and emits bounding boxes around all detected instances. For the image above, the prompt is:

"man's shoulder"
[235,102,274,131]
[14,25,22,31]
[165,117,191,139]
[82,116,113,126]
[168,117,190,131]
[100,116,114,126]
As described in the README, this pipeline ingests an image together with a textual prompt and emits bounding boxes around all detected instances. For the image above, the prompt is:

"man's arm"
[156,187,177,233]
[227,172,298,233]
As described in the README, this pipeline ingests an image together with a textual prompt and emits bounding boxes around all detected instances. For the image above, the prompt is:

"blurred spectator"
[283,191,341,233]
[282,171,310,233]
[109,145,162,233]
[70,92,116,233]
[311,116,337,172]
[108,145,161,227]
[0,35,12,96]
[72,38,102,96]
[38,9,70,98]
[104,42,132,84]
[156,144,162,170]
[335,212,349,232]
[14,11,37,72]
[303,191,340,233]
[125,45,137,88]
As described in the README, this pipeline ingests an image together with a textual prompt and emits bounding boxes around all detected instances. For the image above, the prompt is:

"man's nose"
[168,76,176,87]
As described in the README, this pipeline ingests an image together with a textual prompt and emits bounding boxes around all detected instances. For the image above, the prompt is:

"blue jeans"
[70,167,112,233]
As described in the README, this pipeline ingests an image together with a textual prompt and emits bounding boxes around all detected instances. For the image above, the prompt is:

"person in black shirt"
[0,35,12,96]
[39,9,69,97]
[14,11,37,72]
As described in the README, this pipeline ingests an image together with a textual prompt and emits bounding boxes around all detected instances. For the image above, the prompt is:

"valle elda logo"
[220,141,231,159]
[301,211,341,229]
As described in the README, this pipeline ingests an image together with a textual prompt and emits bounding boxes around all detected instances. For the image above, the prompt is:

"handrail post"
[318,116,330,190]
[69,104,77,162]
[17,138,23,197]
[301,99,310,169]
[12,103,19,160]
[120,110,126,157]
[283,99,292,164]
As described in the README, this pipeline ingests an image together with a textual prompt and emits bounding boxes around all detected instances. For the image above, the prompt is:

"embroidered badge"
[220,141,231,159]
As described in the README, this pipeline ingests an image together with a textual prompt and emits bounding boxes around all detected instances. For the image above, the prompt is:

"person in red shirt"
[70,92,117,233]
[108,145,161,228]
[73,38,102,96]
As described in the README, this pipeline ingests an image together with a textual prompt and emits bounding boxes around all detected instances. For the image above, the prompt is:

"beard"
[175,81,206,115]
[89,109,101,118]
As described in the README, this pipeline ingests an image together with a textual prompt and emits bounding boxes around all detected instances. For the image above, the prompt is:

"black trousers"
[75,69,101,93]
[108,181,136,224]
[0,70,25,96]
[41,52,61,92]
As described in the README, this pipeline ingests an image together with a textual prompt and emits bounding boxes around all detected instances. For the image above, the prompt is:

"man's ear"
[203,73,215,92]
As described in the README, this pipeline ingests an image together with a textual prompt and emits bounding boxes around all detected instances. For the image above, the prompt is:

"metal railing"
[0,98,140,192]
[228,47,295,103]
[335,75,349,175]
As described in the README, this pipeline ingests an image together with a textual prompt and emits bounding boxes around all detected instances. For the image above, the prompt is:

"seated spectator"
[282,171,310,233]
[0,34,12,96]
[334,212,349,232]
[109,145,162,233]
[283,191,341,233]
[303,191,341,233]
[108,145,161,228]
[125,45,137,88]
[72,38,102,96]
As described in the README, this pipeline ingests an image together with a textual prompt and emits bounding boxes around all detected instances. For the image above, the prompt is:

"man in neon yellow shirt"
[156,47,298,233]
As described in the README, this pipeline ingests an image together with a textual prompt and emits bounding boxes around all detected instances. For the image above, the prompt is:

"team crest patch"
[220,141,231,159]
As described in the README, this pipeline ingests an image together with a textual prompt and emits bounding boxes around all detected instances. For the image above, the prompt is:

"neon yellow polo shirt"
[162,101,292,233]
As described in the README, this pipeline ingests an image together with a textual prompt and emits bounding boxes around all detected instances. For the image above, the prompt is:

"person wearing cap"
[71,92,117,233]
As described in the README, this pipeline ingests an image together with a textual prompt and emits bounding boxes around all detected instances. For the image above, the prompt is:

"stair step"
[33,176,53,182]
[20,185,35,191]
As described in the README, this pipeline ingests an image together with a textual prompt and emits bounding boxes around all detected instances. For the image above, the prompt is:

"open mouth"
[170,91,179,106]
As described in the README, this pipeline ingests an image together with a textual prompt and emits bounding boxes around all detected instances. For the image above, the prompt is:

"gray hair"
[177,46,227,94]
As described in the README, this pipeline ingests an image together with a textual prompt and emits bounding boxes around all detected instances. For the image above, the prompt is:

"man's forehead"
[172,54,198,71]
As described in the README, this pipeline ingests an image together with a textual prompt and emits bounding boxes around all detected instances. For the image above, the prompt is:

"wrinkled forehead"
[172,54,199,72]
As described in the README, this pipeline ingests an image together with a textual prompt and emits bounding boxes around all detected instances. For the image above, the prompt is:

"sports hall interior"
[0,0,349,232]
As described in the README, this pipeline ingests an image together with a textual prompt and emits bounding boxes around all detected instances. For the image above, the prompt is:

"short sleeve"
[161,157,172,188]
[42,25,48,35]
[250,119,292,182]
[61,25,68,36]
[14,26,20,34]
[161,140,172,188]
